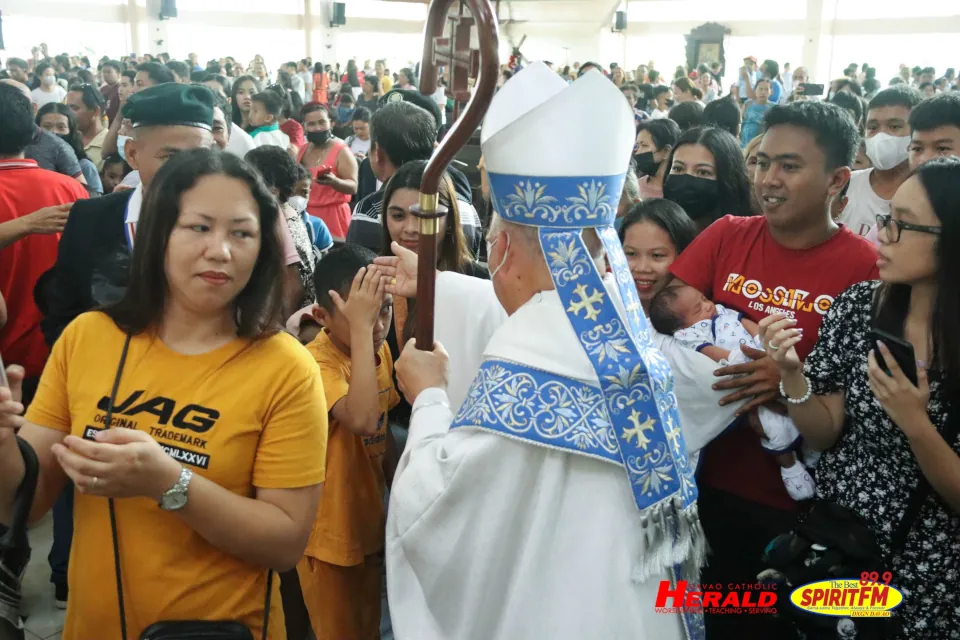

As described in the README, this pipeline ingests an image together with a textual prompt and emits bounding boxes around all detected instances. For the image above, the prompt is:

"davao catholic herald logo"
[790,573,904,618]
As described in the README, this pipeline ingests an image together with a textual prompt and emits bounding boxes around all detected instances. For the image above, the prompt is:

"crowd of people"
[0,42,957,640]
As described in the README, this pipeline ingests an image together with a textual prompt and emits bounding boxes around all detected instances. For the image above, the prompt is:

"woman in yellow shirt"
[0,148,328,640]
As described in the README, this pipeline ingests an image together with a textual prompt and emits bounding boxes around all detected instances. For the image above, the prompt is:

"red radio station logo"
[654,580,778,615]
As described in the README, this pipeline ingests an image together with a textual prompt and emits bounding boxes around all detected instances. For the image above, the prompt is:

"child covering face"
[650,284,818,501]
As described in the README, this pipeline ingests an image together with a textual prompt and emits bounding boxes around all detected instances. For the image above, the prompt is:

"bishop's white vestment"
[386,272,745,640]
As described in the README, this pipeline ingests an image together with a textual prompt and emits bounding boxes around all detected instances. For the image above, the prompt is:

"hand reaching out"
[24,203,71,235]
[373,241,419,298]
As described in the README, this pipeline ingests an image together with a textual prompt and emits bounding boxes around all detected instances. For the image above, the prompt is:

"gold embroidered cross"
[664,413,683,456]
[567,284,604,322]
[623,409,656,450]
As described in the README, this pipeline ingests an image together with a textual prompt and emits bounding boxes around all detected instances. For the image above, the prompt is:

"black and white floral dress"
[282,203,317,310]
[805,280,959,638]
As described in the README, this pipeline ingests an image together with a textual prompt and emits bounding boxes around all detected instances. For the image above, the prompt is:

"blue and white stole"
[452,173,706,639]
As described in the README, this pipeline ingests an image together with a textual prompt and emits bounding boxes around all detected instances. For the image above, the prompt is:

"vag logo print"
[97,391,220,433]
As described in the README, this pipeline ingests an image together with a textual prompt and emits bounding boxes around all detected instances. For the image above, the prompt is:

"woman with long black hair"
[36,103,103,196]
[662,125,753,228]
[761,157,960,636]
[230,74,261,129]
[377,159,488,431]
[0,148,327,639]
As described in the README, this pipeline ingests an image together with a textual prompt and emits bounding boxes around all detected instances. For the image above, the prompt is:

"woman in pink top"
[633,119,680,200]
[298,103,357,239]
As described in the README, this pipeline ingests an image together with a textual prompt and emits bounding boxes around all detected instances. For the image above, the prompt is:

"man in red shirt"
[0,82,87,404]
[666,100,879,638]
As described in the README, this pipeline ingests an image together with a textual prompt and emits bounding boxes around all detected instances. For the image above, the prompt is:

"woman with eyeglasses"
[760,157,960,636]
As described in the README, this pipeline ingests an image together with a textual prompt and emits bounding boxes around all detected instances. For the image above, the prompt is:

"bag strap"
[888,402,960,555]
[106,335,274,640]
[0,437,40,550]
[106,335,132,640]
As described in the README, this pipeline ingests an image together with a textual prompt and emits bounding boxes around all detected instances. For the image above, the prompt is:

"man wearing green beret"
[40,83,216,345]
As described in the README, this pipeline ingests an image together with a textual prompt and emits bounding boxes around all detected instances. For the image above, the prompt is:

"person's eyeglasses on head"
[875,214,941,243]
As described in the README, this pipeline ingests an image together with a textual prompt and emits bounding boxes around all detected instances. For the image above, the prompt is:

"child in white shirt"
[248,91,291,150]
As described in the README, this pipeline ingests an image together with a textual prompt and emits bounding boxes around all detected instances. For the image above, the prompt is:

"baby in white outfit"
[650,284,817,501]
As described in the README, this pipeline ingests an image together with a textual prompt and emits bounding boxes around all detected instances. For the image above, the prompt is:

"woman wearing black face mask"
[36,103,103,197]
[662,125,753,229]
[634,118,680,200]
[298,102,358,240]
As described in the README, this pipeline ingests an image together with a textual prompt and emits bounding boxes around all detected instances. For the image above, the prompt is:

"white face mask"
[287,195,308,214]
[864,132,910,171]
[41,75,57,87]
[486,233,510,279]
[116,135,132,162]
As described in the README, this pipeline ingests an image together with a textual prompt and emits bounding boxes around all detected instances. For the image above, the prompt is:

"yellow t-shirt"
[304,330,399,566]
[379,74,393,94]
[25,312,328,640]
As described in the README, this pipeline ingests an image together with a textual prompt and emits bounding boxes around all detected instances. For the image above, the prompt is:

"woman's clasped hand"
[50,428,181,501]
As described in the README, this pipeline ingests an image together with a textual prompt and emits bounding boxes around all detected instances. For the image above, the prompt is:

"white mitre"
[481,62,635,225]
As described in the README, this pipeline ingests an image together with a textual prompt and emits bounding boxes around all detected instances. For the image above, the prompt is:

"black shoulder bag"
[759,406,960,639]
[104,336,274,640]
[0,437,40,640]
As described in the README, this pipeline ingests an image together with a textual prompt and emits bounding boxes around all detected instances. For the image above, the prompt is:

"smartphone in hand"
[866,328,918,386]
[0,352,8,388]
[799,83,825,97]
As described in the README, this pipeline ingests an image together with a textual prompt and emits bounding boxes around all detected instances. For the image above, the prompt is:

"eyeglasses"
[875,214,942,243]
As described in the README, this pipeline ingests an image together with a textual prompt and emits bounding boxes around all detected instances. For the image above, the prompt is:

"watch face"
[161,490,188,511]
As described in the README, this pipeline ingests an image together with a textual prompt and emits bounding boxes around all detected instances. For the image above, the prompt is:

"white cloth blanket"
[386,272,745,640]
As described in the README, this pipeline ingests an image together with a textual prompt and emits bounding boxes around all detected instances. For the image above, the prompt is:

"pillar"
[144,0,173,57]
[128,0,142,55]
[801,0,826,80]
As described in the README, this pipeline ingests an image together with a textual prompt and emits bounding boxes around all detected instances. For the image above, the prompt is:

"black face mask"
[665,98,676,108]
[633,151,661,178]
[306,129,332,146]
[663,173,720,221]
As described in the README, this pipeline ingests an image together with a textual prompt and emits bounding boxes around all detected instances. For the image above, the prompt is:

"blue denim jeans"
[48,483,73,585]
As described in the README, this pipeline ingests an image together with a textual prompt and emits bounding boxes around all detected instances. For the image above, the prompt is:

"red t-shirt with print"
[669,215,880,511]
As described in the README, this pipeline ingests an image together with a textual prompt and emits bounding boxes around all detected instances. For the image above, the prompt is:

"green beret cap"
[122,83,214,130]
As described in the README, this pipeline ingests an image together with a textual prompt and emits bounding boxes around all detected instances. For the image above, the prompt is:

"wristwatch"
[159,466,193,511]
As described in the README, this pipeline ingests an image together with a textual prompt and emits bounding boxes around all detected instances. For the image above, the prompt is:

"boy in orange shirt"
[299,244,399,640]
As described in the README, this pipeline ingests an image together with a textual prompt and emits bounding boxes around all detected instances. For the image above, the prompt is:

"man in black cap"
[41,82,304,344]
[347,92,482,256]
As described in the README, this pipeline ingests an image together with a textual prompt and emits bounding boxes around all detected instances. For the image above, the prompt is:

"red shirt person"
[667,101,879,638]
[0,83,87,389]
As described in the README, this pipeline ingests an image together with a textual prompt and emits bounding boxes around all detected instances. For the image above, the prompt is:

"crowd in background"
[0,41,958,640]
